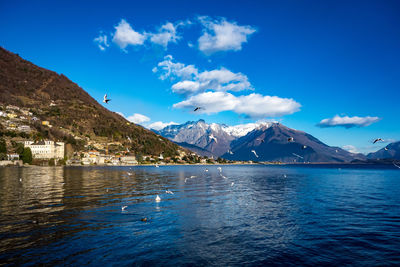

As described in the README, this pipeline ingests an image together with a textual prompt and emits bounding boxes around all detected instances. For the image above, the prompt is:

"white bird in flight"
[103,94,111,104]
[121,206,128,211]
[251,150,259,158]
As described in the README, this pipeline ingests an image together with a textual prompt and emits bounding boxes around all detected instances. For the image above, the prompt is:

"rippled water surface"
[1,165,400,266]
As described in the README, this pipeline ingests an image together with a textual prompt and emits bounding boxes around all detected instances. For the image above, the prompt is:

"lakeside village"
[0,104,261,167]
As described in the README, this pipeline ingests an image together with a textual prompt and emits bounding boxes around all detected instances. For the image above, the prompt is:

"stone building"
[24,140,65,159]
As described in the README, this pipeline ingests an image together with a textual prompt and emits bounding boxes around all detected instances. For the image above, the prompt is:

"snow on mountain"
[154,119,273,157]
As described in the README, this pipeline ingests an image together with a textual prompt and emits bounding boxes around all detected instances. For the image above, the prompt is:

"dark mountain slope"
[0,47,180,156]
[222,123,366,163]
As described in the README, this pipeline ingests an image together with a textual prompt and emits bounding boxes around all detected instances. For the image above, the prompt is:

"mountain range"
[367,141,400,160]
[155,119,398,163]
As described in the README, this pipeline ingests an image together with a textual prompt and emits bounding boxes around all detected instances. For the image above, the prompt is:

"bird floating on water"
[204,169,209,172]
[155,195,161,202]
[141,217,148,222]
[217,167,222,172]
[231,182,234,186]
[288,137,294,142]
[302,145,307,149]
[121,206,128,211]
[385,147,389,151]
[373,138,384,144]
[103,94,111,104]
[165,190,174,194]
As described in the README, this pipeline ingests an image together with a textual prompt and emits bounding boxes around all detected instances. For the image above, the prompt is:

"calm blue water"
[1,165,400,266]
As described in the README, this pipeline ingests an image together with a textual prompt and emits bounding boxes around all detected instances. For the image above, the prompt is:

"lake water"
[1,165,400,266]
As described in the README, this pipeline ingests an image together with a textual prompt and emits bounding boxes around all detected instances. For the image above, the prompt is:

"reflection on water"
[1,165,400,265]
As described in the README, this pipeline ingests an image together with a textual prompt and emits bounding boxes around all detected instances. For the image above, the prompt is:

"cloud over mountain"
[317,115,381,128]
[153,55,252,95]
[173,91,300,118]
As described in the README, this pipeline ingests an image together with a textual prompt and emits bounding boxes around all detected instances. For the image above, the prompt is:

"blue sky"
[1,0,400,153]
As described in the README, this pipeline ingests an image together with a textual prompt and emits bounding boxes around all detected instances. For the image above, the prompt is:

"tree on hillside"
[22,147,32,164]
[0,138,7,154]
[16,143,24,156]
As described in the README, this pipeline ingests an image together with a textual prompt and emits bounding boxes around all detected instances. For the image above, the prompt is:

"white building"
[24,140,65,159]
[18,125,31,133]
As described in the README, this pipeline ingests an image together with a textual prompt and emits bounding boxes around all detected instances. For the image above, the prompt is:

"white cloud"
[173,91,238,113]
[148,121,179,130]
[197,68,252,92]
[235,93,301,118]
[342,145,359,154]
[126,113,151,124]
[112,19,146,49]
[317,115,381,128]
[148,22,180,48]
[94,33,110,51]
[198,16,256,54]
[153,55,198,81]
[154,56,252,94]
[173,91,300,118]
[172,81,200,94]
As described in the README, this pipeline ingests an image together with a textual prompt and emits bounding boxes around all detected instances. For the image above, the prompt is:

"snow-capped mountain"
[154,119,271,157]
[155,120,367,162]
[222,123,366,162]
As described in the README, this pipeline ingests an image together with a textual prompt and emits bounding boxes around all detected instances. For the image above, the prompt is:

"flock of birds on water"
[120,165,238,222]
[102,93,398,221]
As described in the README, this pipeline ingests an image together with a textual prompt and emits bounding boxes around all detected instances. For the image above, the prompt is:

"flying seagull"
[288,137,294,142]
[373,138,383,144]
[194,107,202,112]
[121,206,128,211]
[251,150,259,158]
[103,94,111,104]
[384,147,388,151]
[292,153,304,159]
